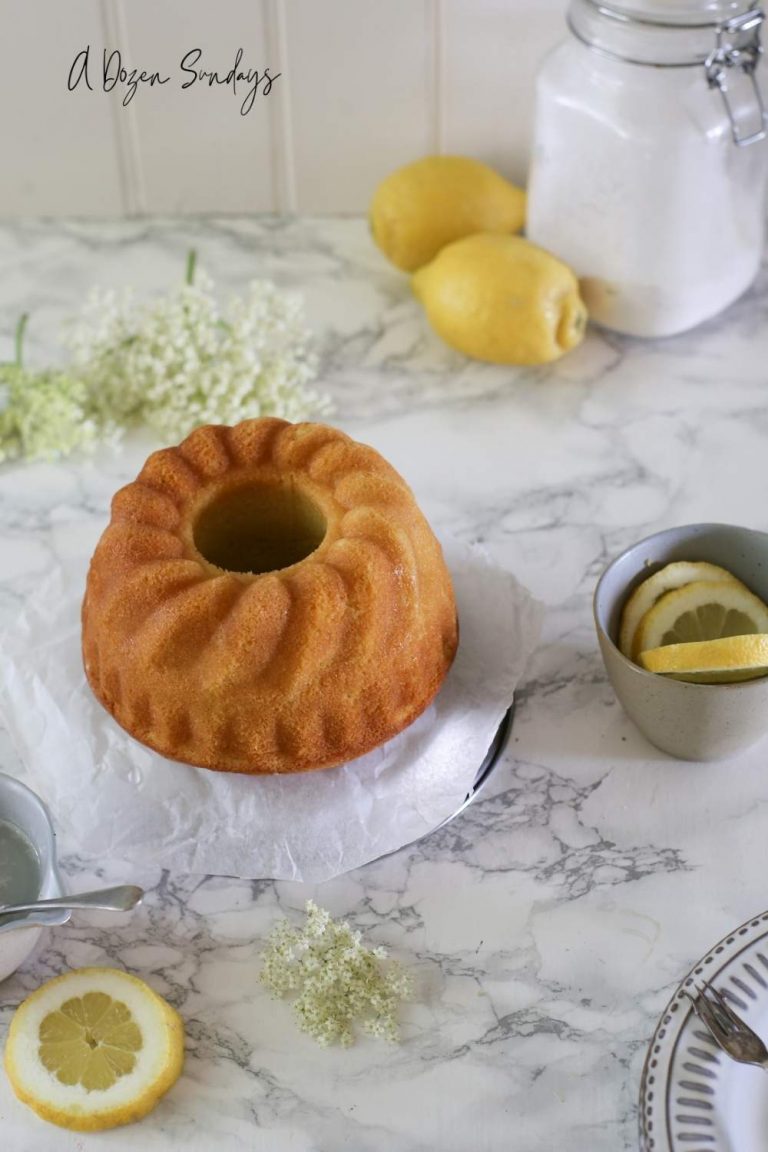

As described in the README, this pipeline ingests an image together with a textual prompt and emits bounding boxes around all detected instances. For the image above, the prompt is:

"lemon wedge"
[634,579,768,655]
[4,967,184,1132]
[619,561,744,660]
[639,634,768,683]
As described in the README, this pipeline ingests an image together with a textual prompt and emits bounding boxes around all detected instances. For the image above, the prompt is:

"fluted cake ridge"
[82,418,458,774]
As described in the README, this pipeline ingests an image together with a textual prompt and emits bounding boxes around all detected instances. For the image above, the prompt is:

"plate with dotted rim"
[640,909,768,1152]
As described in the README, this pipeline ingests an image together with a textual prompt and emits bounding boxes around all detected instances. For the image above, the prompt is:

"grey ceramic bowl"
[0,773,69,982]
[594,523,768,761]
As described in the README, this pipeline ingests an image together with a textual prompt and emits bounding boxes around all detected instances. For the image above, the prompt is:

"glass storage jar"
[527,0,768,337]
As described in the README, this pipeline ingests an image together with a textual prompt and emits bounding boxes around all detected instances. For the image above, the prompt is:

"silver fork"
[685,981,768,1069]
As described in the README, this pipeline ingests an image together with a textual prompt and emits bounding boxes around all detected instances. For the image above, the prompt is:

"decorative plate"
[640,908,768,1151]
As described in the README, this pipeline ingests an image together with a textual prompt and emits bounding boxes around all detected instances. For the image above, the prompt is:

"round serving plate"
[640,908,768,1152]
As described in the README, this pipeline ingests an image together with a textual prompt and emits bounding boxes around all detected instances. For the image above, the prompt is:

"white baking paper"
[0,539,542,882]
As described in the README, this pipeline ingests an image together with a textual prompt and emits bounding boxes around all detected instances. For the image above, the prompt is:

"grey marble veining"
[1,217,768,1150]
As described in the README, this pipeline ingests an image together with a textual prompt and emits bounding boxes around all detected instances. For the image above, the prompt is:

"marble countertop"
[1,217,767,1151]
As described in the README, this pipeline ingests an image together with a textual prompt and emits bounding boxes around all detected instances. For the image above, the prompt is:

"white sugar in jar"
[527,0,768,337]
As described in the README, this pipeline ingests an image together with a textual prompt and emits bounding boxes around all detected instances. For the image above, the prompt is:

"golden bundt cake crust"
[82,418,458,775]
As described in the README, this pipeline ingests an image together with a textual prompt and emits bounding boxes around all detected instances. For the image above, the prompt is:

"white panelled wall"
[0,0,568,216]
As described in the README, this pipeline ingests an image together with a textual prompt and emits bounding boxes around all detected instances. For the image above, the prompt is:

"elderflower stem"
[14,313,29,367]
[185,249,197,286]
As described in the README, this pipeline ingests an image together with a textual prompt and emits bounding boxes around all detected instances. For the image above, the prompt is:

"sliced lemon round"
[634,579,768,655]
[618,561,744,660]
[4,967,184,1132]
[639,634,768,683]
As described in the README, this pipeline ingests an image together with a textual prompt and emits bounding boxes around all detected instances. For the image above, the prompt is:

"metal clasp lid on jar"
[705,9,766,145]
[567,0,768,147]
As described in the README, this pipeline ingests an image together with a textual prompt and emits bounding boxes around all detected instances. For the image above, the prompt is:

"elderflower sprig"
[261,901,412,1047]
[0,252,329,463]
[65,251,329,443]
[0,315,99,463]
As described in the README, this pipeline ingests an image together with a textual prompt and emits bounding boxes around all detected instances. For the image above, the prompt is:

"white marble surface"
[0,217,767,1151]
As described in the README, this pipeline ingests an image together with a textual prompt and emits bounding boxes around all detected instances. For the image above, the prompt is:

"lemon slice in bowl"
[4,967,184,1132]
[639,634,768,683]
[634,579,768,655]
[618,561,744,660]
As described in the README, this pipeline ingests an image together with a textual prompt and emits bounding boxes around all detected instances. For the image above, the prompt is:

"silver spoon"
[0,885,144,917]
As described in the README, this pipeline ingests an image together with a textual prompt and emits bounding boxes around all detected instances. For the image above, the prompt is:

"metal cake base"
[434,700,515,831]
[374,700,515,863]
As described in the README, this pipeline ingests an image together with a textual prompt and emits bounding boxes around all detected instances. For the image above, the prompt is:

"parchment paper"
[0,539,542,882]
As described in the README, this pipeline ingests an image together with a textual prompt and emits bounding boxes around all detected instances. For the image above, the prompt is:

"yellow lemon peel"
[639,634,768,683]
[370,155,525,273]
[4,967,184,1132]
[634,579,768,655]
[619,561,745,660]
[412,234,587,365]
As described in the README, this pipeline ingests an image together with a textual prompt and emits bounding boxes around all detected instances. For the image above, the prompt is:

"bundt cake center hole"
[193,481,327,575]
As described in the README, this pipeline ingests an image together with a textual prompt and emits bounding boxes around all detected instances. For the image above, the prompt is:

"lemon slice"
[4,967,184,1132]
[618,561,743,659]
[639,634,768,683]
[634,579,768,655]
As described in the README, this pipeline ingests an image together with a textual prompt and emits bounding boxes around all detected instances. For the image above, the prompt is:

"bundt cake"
[82,418,458,775]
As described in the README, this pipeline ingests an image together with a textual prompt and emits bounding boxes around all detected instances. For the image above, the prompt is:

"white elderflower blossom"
[260,901,412,1048]
[0,256,328,463]
[0,314,99,463]
[65,263,328,443]
[0,363,98,463]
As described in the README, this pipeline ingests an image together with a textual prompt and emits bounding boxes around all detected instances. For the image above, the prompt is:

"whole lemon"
[370,156,526,273]
[412,234,587,365]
